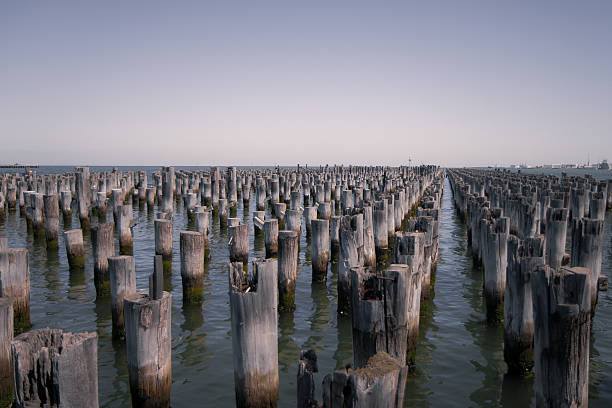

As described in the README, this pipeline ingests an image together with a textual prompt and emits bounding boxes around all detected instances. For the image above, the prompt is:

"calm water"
[1,173,611,407]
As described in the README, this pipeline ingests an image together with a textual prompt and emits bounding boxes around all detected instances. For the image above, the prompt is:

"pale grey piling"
[504,235,544,375]
[274,202,286,226]
[242,179,251,205]
[373,202,388,259]
[303,206,317,236]
[285,209,302,234]
[117,205,133,254]
[155,219,173,269]
[330,216,341,254]
[297,350,318,408]
[264,219,279,258]
[11,328,99,408]
[60,190,72,216]
[317,202,331,221]
[482,216,509,324]
[545,207,568,270]
[338,215,361,314]
[571,217,604,314]
[391,233,424,366]
[146,186,157,207]
[219,198,229,227]
[92,222,115,296]
[75,167,91,230]
[271,179,280,204]
[362,205,376,267]
[256,177,267,210]
[311,219,329,282]
[111,188,123,222]
[228,259,279,408]
[64,229,85,269]
[195,209,211,259]
[228,217,241,228]
[0,298,13,406]
[350,265,409,368]
[0,238,5,250]
[532,266,591,408]
[253,210,265,236]
[180,231,205,303]
[95,191,107,218]
[229,223,249,265]
[321,352,407,408]
[31,193,44,236]
[43,194,59,248]
[161,166,175,213]
[124,290,172,408]
[109,255,136,339]
[278,230,299,312]
[589,191,606,220]
[386,195,395,237]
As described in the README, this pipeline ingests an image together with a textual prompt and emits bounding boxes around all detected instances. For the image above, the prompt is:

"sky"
[1,1,611,167]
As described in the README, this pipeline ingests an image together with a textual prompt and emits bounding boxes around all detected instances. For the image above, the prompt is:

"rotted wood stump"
[0,248,31,334]
[350,265,409,368]
[0,298,13,407]
[92,222,115,296]
[117,205,133,255]
[322,352,407,408]
[228,259,279,408]
[264,219,279,259]
[195,209,211,260]
[124,290,172,408]
[64,229,85,269]
[311,219,329,282]
[571,217,604,315]
[180,231,205,303]
[544,207,568,270]
[12,328,99,408]
[155,219,173,272]
[109,255,136,339]
[532,265,591,408]
[338,215,362,315]
[278,230,299,312]
[229,223,249,265]
[43,194,59,248]
[504,235,544,375]
[297,349,318,408]
[482,216,509,325]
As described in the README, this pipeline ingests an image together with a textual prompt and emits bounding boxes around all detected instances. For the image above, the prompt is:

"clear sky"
[1,1,611,167]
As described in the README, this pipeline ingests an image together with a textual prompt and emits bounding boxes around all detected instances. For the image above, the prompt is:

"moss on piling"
[278,293,296,312]
[95,280,111,297]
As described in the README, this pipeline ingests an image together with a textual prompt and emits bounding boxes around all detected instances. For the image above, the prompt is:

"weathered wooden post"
[373,202,388,261]
[195,209,211,260]
[297,349,318,408]
[75,167,91,230]
[330,215,340,255]
[278,230,299,312]
[264,218,279,258]
[504,235,544,375]
[229,259,279,407]
[532,265,591,408]
[545,207,568,270]
[350,265,409,368]
[253,210,265,236]
[60,190,72,217]
[124,282,172,407]
[91,222,114,296]
[482,216,509,324]
[229,223,249,265]
[256,177,267,211]
[146,186,157,207]
[12,328,99,407]
[64,229,85,269]
[321,352,407,408]
[43,194,59,248]
[117,204,133,255]
[0,298,12,407]
[317,202,331,221]
[31,193,45,238]
[338,215,361,314]
[219,198,229,227]
[285,209,302,235]
[362,205,376,267]
[155,219,173,272]
[180,231,204,303]
[161,166,175,214]
[108,255,136,339]
[571,217,604,314]
[311,219,329,282]
[303,206,317,236]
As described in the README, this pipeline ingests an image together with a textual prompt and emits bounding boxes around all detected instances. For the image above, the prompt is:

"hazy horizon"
[2,1,611,167]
